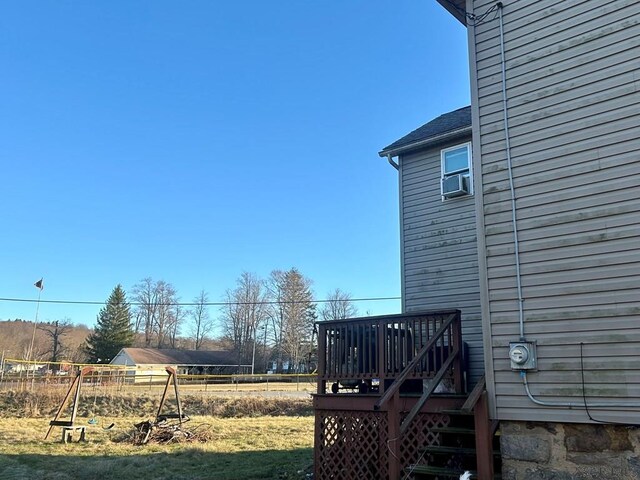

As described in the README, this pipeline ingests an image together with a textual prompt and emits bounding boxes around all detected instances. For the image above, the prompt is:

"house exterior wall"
[468,0,640,422]
[109,351,175,383]
[128,365,176,383]
[399,136,484,383]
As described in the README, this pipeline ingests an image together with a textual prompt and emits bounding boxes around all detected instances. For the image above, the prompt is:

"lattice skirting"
[315,410,450,480]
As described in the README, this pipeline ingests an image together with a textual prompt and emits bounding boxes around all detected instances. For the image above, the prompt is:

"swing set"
[45,365,185,443]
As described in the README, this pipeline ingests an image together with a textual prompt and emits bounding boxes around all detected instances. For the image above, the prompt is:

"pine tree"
[85,285,135,363]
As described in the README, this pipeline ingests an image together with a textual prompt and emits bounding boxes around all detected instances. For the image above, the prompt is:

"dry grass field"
[0,375,317,398]
[0,390,315,480]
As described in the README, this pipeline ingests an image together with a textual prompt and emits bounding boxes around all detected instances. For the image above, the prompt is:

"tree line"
[2,267,359,374]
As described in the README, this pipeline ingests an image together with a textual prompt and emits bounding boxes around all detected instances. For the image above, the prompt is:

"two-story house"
[443,0,640,478]
[314,1,640,479]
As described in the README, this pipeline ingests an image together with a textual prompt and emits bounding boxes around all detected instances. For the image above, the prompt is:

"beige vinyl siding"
[470,0,640,422]
[400,140,484,383]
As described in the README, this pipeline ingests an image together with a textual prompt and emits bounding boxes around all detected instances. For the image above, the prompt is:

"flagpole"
[27,280,43,380]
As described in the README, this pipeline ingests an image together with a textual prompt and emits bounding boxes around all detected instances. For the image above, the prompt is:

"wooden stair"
[404,382,502,480]
[408,465,476,478]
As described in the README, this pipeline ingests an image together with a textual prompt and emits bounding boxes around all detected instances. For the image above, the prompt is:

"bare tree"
[132,277,157,346]
[189,290,213,350]
[220,272,269,371]
[267,268,316,373]
[320,288,358,321]
[131,278,179,348]
[266,269,286,370]
[152,281,177,348]
[38,319,72,367]
[167,301,187,348]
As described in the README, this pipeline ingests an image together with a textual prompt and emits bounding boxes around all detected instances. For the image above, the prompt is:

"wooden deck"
[317,310,464,397]
[313,310,495,480]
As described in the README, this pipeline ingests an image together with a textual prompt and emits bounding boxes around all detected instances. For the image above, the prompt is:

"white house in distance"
[110,348,249,382]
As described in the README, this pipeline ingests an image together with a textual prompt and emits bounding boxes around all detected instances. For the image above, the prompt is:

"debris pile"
[130,417,213,444]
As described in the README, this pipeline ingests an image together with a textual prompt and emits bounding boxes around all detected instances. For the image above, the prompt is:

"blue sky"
[0,1,469,331]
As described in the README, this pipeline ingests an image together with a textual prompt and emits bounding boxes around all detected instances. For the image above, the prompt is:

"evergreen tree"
[85,285,135,363]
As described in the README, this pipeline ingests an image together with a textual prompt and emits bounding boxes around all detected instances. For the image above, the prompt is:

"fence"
[0,358,317,395]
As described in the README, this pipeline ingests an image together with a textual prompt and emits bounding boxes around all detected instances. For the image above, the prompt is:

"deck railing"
[317,310,463,395]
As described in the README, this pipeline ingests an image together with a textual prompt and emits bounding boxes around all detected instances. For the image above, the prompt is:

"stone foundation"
[500,421,640,479]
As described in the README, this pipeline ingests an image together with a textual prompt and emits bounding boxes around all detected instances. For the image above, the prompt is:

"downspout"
[386,154,399,170]
[384,152,404,313]
[498,3,525,341]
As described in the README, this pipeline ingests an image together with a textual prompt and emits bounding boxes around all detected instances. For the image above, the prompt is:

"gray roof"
[115,348,237,366]
[379,106,471,156]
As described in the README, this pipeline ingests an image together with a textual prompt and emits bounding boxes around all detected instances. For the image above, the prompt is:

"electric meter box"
[509,341,537,370]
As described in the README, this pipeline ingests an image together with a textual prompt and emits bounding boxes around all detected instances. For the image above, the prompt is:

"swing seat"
[49,421,86,443]
[49,420,75,427]
[157,413,190,423]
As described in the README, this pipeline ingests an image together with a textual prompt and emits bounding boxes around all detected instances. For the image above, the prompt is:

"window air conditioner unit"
[442,174,469,198]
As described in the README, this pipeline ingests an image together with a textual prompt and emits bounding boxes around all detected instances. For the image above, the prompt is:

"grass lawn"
[0,416,314,480]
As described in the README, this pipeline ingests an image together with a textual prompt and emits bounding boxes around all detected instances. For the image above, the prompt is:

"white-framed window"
[440,142,473,200]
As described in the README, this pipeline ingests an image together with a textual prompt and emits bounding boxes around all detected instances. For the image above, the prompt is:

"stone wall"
[500,421,640,479]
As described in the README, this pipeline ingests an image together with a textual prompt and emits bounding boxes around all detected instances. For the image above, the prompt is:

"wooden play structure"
[45,365,185,443]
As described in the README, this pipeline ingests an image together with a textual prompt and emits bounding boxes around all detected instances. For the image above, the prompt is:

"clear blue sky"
[0,1,469,330]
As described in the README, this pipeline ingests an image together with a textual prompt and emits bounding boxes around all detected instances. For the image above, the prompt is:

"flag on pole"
[34,278,44,290]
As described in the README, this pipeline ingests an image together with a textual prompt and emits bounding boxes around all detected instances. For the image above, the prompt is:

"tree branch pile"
[128,418,213,445]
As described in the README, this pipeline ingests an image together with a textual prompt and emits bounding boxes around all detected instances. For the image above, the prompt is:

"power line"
[0,296,401,307]
[440,0,500,27]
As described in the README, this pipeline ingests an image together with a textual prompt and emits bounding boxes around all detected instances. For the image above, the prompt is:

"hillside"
[0,319,229,365]
[0,319,90,363]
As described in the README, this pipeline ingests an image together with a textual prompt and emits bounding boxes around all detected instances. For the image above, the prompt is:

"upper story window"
[441,143,473,200]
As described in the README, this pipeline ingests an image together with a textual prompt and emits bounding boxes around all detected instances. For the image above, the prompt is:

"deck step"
[407,465,476,478]
[440,409,474,416]
[407,465,502,479]
[422,445,502,457]
[422,445,476,455]
[401,393,468,400]
[432,426,476,435]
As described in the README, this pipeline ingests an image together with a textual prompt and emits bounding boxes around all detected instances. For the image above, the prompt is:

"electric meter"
[509,341,537,370]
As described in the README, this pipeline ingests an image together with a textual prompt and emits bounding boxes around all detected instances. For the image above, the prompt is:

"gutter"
[378,126,472,159]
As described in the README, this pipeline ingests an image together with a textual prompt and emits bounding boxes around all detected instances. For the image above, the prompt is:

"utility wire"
[440,0,500,27]
[0,295,401,307]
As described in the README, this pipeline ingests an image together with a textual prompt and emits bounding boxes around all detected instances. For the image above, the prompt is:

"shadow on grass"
[0,447,313,480]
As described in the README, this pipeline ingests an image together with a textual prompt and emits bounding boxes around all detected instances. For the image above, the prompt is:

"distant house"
[110,348,250,382]
[5,362,46,374]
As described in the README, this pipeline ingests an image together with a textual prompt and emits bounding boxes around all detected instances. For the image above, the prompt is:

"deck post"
[377,320,386,394]
[452,310,464,393]
[313,405,321,478]
[474,392,494,480]
[317,324,326,394]
[387,391,401,480]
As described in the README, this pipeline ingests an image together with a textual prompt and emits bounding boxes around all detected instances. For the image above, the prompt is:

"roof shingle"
[114,348,237,366]
[380,105,471,155]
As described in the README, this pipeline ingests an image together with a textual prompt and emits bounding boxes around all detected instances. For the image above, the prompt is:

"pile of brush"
[128,418,212,445]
